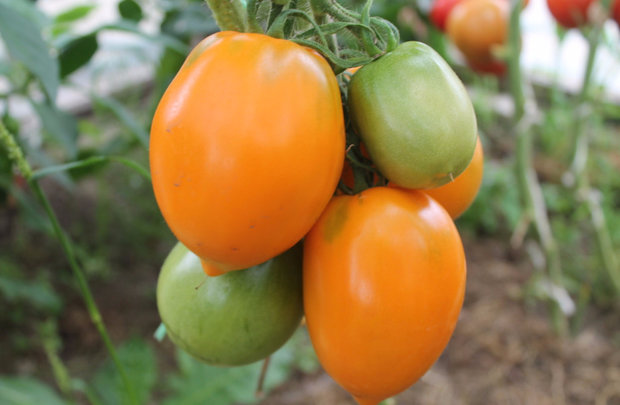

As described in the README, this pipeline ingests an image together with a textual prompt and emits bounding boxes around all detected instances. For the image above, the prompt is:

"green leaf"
[0,0,49,28]
[101,21,189,54]
[0,262,63,314]
[0,2,59,100]
[91,338,157,405]
[54,5,96,24]
[118,0,143,22]
[31,101,79,159]
[0,376,66,405]
[92,95,148,148]
[59,33,98,78]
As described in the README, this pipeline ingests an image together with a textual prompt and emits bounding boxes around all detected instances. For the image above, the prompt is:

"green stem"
[0,120,138,405]
[566,26,620,297]
[507,0,567,334]
[205,0,249,32]
[40,320,74,402]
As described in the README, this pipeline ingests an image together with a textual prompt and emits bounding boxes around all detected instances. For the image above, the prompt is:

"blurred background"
[0,0,619,404]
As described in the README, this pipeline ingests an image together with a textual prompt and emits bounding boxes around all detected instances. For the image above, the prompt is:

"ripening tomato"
[446,0,509,75]
[150,31,345,273]
[304,187,466,405]
[157,242,303,366]
[546,0,595,28]
[348,42,477,189]
[612,0,620,25]
[431,0,527,32]
[425,136,484,219]
[430,0,464,31]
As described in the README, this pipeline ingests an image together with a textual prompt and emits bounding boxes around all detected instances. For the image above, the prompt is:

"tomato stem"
[255,356,271,398]
[564,16,620,311]
[507,0,567,335]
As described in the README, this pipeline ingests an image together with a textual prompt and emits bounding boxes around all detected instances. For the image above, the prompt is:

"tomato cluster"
[151,30,481,404]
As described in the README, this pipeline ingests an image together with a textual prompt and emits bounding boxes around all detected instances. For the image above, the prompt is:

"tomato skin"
[303,187,466,404]
[157,242,303,366]
[348,42,477,189]
[613,0,620,25]
[150,31,345,272]
[425,136,484,219]
[430,0,464,31]
[546,0,595,28]
[446,0,509,75]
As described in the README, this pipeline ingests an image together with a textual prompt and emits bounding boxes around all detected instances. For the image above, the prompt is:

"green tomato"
[348,41,477,189]
[157,242,303,366]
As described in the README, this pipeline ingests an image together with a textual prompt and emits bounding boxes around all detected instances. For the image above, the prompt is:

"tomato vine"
[206,0,399,73]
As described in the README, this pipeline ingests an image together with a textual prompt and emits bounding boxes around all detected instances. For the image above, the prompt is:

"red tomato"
[150,31,345,273]
[430,0,464,31]
[613,0,620,25]
[546,0,596,28]
[304,187,466,405]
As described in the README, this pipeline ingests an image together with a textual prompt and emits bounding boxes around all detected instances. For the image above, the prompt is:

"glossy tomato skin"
[157,242,303,366]
[425,136,484,219]
[150,31,345,272]
[348,42,477,189]
[304,187,466,405]
[546,0,595,28]
[430,0,464,31]
[447,0,509,75]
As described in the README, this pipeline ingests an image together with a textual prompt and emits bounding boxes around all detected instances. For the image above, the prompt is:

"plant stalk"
[0,120,138,404]
[507,0,567,334]
[567,25,620,296]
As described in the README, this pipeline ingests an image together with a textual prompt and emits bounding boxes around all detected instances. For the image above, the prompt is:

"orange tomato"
[425,136,484,219]
[304,187,466,405]
[150,31,345,273]
[446,0,509,75]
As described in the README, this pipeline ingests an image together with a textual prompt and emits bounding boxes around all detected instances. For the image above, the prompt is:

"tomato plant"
[425,136,484,219]
[303,187,466,405]
[348,41,477,189]
[546,0,595,28]
[157,242,303,366]
[446,0,509,75]
[150,31,345,274]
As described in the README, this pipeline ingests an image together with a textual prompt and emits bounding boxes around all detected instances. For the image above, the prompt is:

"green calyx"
[205,0,400,73]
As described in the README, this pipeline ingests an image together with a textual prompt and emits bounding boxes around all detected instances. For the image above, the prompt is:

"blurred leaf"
[164,328,313,405]
[91,338,157,405]
[59,33,98,78]
[0,262,62,314]
[54,4,96,24]
[160,4,217,38]
[101,21,189,54]
[0,0,48,28]
[118,0,143,22]
[0,2,59,100]
[92,95,148,147]
[0,376,66,405]
[31,101,79,159]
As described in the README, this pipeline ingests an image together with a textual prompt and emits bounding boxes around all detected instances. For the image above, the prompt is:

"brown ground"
[259,238,620,405]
